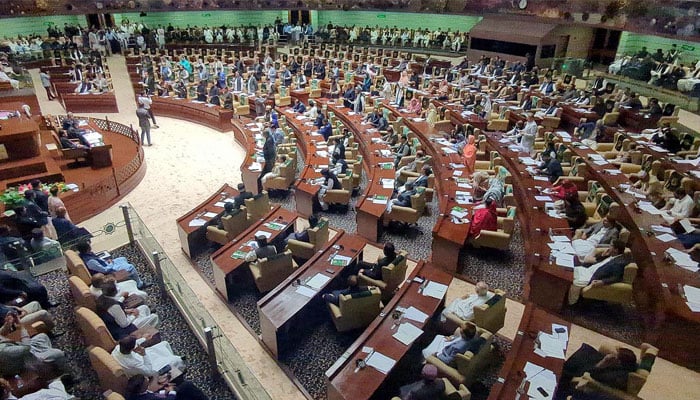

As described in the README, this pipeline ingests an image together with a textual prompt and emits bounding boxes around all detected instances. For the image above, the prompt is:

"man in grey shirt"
[39,71,56,100]
[136,103,152,146]
[137,91,158,128]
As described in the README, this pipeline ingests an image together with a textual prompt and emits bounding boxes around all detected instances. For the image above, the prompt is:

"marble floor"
[27,52,699,400]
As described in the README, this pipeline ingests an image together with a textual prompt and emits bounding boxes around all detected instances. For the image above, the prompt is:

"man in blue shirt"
[75,241,149,289]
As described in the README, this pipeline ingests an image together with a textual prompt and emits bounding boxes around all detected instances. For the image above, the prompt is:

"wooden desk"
[324,101,394,242]
[232,119,264,195]
[175,183,238,258]
[488,304,570,400]
[325,262,452,400]
[0,114,40,160]
[560,104,599,129]
[618,106,660,132]
[211,207,297,301]
[151,96,233,133]
[61,92,119,114]
[258,231,367,358]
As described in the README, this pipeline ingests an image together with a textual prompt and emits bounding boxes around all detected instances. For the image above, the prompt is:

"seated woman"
[422,322,479,364]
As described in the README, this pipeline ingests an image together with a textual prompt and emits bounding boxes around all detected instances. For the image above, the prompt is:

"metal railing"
[121,203,272,400]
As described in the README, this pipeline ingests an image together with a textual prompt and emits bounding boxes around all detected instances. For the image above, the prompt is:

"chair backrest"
[623,263,638,285]
[65,249,92,285]
[473,289,506,334]
[75,306,117,351]
[88,346,128,395]
[410,189,427,213]
[339,287,382,320]
[253,250,294,288]
[245,191,270,221]
[454,328,493,383]
[69,275,96,311]
[381,251,408,292]
[308,217,330,251]
[221,209,249,239]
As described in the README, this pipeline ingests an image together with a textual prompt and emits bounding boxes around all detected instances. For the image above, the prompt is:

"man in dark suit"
[536,152,564,184]
[233,183,253,210]
[27,180,49,213]
[359,242,397,280]
[398,364,445,400]
[244,235,277,262]
[322,275,368,306]
[52,207,91,244]
[568,240,629,305]
[342,86,356,109]
[0,269,55,309]
[258,129,276,192]
[331,137,345,165]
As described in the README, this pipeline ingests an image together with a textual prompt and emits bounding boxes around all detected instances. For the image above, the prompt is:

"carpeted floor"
[35,244,236,400]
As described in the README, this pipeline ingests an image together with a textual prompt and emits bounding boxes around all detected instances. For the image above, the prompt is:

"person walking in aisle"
[136,103,152,146]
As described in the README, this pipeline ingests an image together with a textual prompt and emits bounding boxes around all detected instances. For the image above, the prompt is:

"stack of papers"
[656,233,677,243]
[295,285,317,297]
[674,158,700,167]
[604,169,622,175]
[450,206,469,219]
[523,362,558,400]
[535,195,553,202]
[188,218,206,227]
[519,157,538,166]
[365,351,396,374]
[666,248,699,272]
[203,212,218,218]
[422,281,448,300]
[638,202,664,215]
[535,331,567,359]
[253,230,272,239]
[401,306,429,323]
[381,179,395,189]
[373,195,389,205]
[248,162,262,172]
[392,322,424,345]
[683,285,700,312]
[305,273,331,290]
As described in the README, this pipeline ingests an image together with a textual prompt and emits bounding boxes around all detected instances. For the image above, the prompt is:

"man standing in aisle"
[136,103,152,146]
[137,91,158,129]
[39,71,56,100]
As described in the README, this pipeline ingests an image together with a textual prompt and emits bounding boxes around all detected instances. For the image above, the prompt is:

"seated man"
[90,273,148,302]
[662,188,694,222]
[125,374,209,400]
[395,150,429,184]
[555,343,639,399]
[398,364,445,400]
[330,137,345,165]
[535,152,563,184]
[57,129,87,149]
[317,168,342,211]
[387,181,417,213]
[112,335,185,378]
[0,270,56,310]
[52,207,91,244]
[440,281,493,324]
[359,242,397,280]
[76,241,149,289]
[261,155,288,187]
[572,216,620,261]
[292,98,306,113]
[405,166,432,191]
[96,281,159,339]
[233,183,254,210]
[469,198,498,238]
[568,240,629,305]
[0,312,68,376]
[0,376,73,400]
[322,275,367,306]
[28,229,62,264]
[0,301,59,335]
[422,322,479,364]
[244,235,277,262]
[284,215,319,245]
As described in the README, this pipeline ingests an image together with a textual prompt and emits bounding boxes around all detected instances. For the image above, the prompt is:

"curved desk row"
[151,96,233,132]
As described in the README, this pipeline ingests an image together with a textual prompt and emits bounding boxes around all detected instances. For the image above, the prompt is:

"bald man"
[440,281,494,323]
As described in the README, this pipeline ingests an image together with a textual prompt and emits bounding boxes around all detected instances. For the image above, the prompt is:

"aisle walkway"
[28,54,699,400]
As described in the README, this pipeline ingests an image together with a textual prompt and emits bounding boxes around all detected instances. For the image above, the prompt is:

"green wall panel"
[112,10,287,29]
[0,15,86,37]
[617,32,700,66]
[315,11,481,31]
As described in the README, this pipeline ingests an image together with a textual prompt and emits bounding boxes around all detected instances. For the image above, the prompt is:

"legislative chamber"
[0,2,698,400]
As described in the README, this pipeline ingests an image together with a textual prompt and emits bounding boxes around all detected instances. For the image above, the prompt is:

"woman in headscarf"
[462,135,478,176]
[407,95,422,114]
[425,103,438,127]
[551,179,578,201]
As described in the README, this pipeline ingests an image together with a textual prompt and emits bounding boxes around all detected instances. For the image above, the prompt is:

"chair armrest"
[358,272,387,290]
[328,302,342,319]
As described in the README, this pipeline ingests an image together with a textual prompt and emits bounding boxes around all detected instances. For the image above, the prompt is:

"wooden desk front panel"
[151,97,233,132]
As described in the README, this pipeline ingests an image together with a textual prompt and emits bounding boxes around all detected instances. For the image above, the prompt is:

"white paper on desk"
[203,212,218,218]
[457,183,472,189]
[331,255,353,266]
[295,285,317,298]
[362,346,374,354]
[604,169,622,175]
[453,170,463,177]
[442,147,458,154]
[450,209,469,219]
[656,233,677,243]
[638,203,664,215]
[519,157,538,166]
[188,218,206,227]
[306,273,331,290]
[380,149,392,158]
[686,301,700,312]
[316,150,329,158]
[310,131,322,137]
[551,242,575,255]
[249,162,262,172]
[651,225,674,234]
[684,285,700,303]
[550,235,570,243]
[381,179,395,189]
[214,201,226,208]
[499,138,512,144]
[679,219,695,234]
[456,196,472,205]
[373,197,388,205]
[538,332,566,359]
[224,197,236,203]
[588,154,606,162]
[366,351,396,374]
[527,370,557,400]
[535,195,553,202]
[534,176,550,181]
[348,111,356,116]
[403,306,429,323]
[524,361,545,379]
[666,249,698,270]
[423,281,448,300]
[393,322,424,346]
[625,189,648,199]
[450,163,466,169]
[593,159,609,166]
[534,347,548,358]
[555,253,575,269]
[547,210,563,218]
[253,230,272,239]
[692,170,700,179]
[675,158,700,166]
